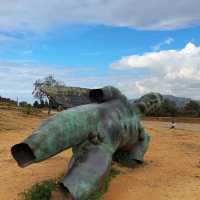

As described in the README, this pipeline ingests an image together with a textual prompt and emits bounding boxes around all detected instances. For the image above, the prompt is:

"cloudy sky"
[0,0,200,102]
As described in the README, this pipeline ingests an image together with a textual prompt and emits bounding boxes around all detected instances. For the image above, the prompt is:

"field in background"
[0,106,200,200]
[143,117,200,124]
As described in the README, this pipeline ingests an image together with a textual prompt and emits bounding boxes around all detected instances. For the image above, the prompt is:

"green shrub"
[24,105,32,115]
[20,105,41,115]
[22,180,56,200]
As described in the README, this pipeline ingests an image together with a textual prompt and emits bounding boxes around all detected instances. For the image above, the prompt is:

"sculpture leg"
[113,129,150,167]
[60,142,112,200]
[129,132,150,163]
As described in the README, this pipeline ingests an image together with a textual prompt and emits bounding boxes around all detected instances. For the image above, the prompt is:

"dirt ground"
[0,108,200,200]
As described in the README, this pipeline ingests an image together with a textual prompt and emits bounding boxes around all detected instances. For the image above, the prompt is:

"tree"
[32,75,64,114]
[183,100,200,117]
[19,101,29,107]
[40,99,45,108]
[33,100,39,108]
[157,99,179,117]
[33,75,57,101]
[161,99,179,117]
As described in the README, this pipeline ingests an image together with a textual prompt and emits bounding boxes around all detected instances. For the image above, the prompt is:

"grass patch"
[21,168,120,200]
[22,180,56,200]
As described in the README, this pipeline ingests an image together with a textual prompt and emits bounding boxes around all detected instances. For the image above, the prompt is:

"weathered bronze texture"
[11,86,163,200]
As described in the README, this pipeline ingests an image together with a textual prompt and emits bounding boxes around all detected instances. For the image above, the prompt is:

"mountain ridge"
[163,94,200,108]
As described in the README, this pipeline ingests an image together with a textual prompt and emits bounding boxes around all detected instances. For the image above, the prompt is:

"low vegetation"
[22,180,56,200]
[22,168,120,200]
[20,105,42,115]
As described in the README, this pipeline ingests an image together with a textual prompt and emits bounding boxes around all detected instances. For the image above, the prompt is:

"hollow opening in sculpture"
[11,143,35,168]
[89,89,104,103]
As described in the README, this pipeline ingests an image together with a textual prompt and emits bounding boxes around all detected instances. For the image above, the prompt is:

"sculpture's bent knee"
[129,132,150,163]
[59,144,112,200]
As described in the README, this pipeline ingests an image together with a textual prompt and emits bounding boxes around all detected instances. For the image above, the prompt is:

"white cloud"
[0,60,75,102]
[0,1,200,32]
[2,43,200,103]
[165,38,174,45]
[152,37,174,51]
[110,42,200,100]
[0,59,143,102]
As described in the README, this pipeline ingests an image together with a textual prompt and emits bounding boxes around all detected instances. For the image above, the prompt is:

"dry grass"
[0,105,46,132]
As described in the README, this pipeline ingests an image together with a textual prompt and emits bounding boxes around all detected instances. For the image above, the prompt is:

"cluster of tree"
[33,100,49,108]
[148,98,200,117]
[0,96,17,105]
[32,75,64,114]
[18,101,32,107]
[1,75,62,114]
[0,96,34,109]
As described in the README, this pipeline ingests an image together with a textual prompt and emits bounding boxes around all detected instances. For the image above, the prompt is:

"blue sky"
[0,1,200,102]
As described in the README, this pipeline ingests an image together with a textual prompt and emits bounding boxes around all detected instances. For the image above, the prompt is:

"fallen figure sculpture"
[11,86,163,200]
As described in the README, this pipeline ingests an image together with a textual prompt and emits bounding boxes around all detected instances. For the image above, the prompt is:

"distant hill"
[129,94,200,108]
[163,95,200,108]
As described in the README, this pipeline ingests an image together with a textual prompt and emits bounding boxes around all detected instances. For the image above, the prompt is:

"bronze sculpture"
[11,86,163,200]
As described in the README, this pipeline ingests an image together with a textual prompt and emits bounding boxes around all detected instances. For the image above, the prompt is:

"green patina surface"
[11,86,163,200]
